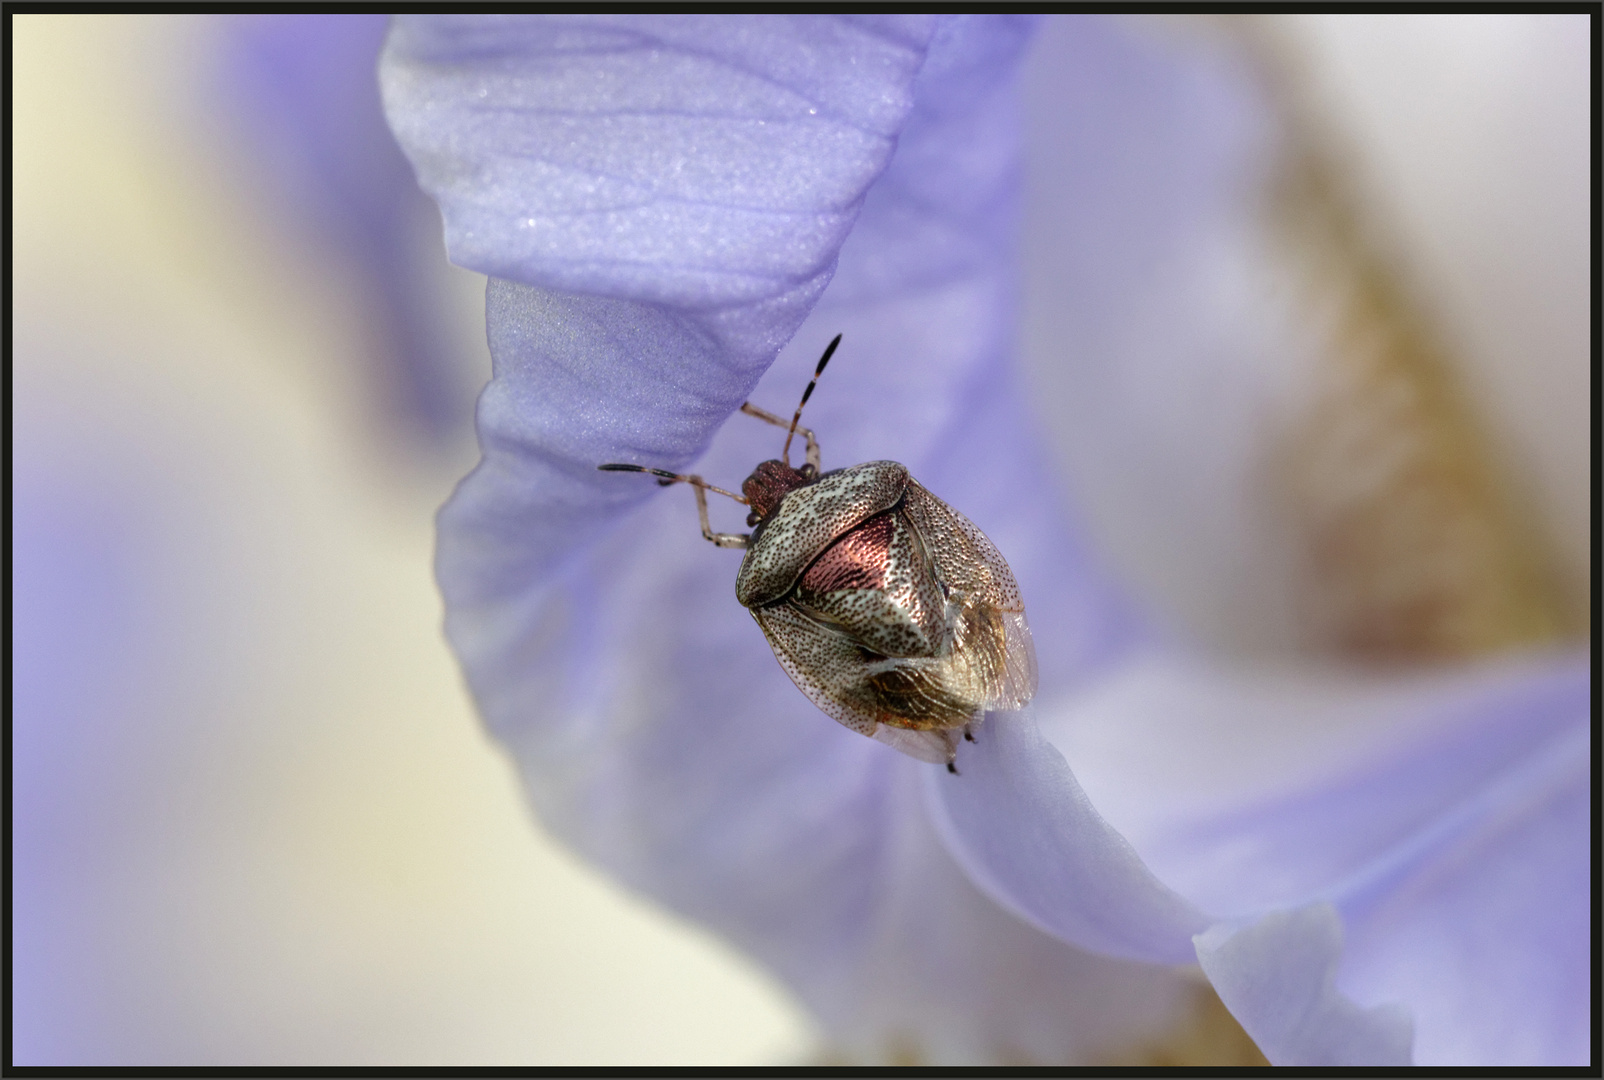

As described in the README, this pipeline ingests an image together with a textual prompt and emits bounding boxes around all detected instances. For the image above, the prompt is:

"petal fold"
[1042,650,1590,1064]
[1335,704,1590,1066]
[1195,904,1413,1067]
[928,707,1208,966]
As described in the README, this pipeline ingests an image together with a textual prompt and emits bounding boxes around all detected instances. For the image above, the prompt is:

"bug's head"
[742,459,816,525]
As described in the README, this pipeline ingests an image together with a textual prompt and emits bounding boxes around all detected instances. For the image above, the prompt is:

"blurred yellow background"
[13,14,813,1066]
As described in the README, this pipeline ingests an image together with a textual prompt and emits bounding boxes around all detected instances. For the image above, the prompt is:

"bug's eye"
[799,464,818,480]
[746,511,761,527]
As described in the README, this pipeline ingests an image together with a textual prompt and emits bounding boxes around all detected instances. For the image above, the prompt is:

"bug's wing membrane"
[902,480,1039,711]
[869,723,958,766]
[994,608,1038,711]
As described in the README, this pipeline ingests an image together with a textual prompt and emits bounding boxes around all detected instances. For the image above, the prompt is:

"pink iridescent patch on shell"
[800,512,894,594]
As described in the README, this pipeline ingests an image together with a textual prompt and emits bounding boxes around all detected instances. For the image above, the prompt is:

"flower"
[382,14,1589,1065]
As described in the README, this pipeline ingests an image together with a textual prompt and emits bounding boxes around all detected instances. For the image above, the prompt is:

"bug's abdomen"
[793,510,944,659]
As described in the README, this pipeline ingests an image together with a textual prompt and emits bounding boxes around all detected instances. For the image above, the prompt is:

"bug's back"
[748,473,1036,763]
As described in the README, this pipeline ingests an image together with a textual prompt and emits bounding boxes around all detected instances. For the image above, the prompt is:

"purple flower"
[382,14,1589,1065]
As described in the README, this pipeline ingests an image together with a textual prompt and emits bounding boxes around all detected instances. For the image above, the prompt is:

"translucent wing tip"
[985,608,1037,711]
[871,723,959,764]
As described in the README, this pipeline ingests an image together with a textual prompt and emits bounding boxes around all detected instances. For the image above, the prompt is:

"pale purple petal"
[927,708,1207,965]
[1019,15,1300,656]
[1048,653,1587,915]
[799,760,1264,1065]
[1334,699,1589,1065]
[934,650,1587,1064]
[1195,904,1413,1066]
[381,14,936,309]
[1027,639,1588,1066]
[1008,16,1591,1064]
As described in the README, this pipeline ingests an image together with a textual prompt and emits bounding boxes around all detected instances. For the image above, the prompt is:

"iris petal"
[928,707,1207,966]
[1195,904,1413,1066]
[1046,653,1587,915]
[1034,650,1588,1065]
[382,14,938,308]
[1335,698,1589,1065]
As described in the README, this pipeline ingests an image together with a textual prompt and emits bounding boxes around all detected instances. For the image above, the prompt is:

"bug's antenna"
[597,463,749,504]
[781,334,841,467]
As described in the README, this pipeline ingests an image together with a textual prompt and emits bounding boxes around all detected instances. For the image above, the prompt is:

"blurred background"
[11,14,1588,1066]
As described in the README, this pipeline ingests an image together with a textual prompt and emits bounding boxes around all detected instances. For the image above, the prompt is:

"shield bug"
[600,335,1037,772]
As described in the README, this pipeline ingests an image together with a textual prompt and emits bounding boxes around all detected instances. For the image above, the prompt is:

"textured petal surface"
[382,14,936,308]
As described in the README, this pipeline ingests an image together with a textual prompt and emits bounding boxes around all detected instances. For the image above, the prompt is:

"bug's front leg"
[598,463,751,547]
[691,481,750,549]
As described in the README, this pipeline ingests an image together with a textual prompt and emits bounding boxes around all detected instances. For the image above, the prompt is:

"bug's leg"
[947,761,959,775]
[739,402,820,472]
[597,463,750,548]
[964,730,976,743]
[691,481,750,549]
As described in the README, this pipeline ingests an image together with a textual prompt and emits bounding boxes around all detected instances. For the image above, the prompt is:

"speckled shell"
[743,472,1037,765]
[735,461,908,607]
